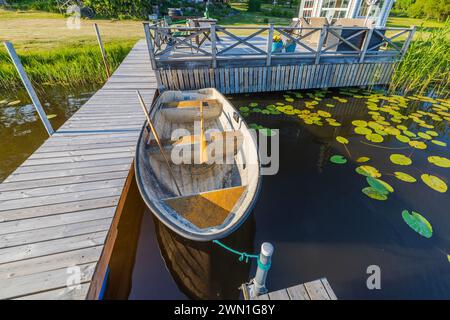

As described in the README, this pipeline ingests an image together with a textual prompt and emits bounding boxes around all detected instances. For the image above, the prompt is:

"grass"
[0,42,134,90]
[0,8,144,89]
[389,20,450,97]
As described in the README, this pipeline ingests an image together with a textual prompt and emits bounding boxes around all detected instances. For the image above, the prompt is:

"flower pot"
[271,41,283,53]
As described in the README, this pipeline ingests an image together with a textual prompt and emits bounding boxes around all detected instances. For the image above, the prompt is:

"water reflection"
[0,85,97,181]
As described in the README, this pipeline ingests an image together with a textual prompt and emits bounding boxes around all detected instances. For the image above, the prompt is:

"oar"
[136,90,182,196]
[199,100,208,164]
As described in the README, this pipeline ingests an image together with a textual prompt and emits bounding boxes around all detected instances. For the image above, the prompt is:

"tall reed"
[0,43,133,90]
[390,20,450,97]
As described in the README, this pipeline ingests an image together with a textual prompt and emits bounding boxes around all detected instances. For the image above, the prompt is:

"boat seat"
[163,186,247,229]
[161,99,223,123]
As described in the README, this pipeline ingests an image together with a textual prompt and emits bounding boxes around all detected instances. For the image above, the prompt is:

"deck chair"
[327,18,367,52]
[302,17,328,49]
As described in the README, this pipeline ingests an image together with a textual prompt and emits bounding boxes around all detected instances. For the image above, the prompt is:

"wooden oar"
[199,100,208,164]
[136,90,182,196]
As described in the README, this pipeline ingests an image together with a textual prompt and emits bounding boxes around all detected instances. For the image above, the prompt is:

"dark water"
[127,88,450,300]
[0,85,97,181]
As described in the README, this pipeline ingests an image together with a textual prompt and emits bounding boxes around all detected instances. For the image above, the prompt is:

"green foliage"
[0,43,133,90]
[390,19,450,96]
[82,0,151,19]
[393,0,450,21]
[247,0,261,12]
[7,0,59,12]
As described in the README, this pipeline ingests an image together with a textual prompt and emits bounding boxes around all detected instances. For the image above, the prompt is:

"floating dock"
[245,278,337,300]
[0,40,155,299]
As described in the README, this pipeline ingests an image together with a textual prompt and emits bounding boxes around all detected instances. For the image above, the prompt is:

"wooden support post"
[249,242,274,298]
[359,27,374,63]
[211,23,217,69]
[266,24,274,67]
[144,23,157,70]
[94,23,111,78]
[3,41,54,136]
[315,26,327,65]
[401,26,416,59]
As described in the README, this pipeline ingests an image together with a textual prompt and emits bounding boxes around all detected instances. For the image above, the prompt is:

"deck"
[247,278,337,300]
[0,40,155,299]
[144,23,415,93]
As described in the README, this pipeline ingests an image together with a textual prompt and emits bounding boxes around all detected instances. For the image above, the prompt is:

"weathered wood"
[251,277,337,300]
[0,40,154,300]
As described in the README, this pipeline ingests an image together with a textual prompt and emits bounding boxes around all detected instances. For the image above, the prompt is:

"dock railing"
[144,22,415,69]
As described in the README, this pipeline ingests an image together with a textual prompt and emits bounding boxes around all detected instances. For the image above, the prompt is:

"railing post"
[359,27,374,63]
[401,26,416,59]
[315,25,327,64]
[248,242,274,298]
[211,23,217,69]
[93,23,111,78]
[266,24,274,67]
[3,41,54,136]
[144,23,157,70]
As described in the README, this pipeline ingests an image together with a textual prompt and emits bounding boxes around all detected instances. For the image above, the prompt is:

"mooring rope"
[212,240,271,270]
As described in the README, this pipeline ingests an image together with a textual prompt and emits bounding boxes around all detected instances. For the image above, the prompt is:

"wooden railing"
[143,23,415,69]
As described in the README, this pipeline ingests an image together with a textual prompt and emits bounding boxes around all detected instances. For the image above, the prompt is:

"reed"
[0,42,133,90]
[390,20,450,97]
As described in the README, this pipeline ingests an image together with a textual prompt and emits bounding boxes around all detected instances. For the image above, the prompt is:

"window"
[319,0,351,19]
[358,0,385,18]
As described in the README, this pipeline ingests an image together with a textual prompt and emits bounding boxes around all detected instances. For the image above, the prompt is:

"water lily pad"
[402,210,433,238]
[330,155,347,164]
[431,140,447,147]
[336,136,349,144]
[428,156,450,168]
[356,165,381,178]
[366,177,394,194]
[426,130,438,137]
[365,133,383,143]
[285,98,294,103]
[318,110,331,118]
[362,187,388,200]
[421,174,447,193]
[326,103,335,108]
[403,130,416,138]
[394,172,416,183]
[384,127,401,136]
[390,154,412,166]
[240,106,250,113]
[47,114,57,119]
[249,102,258,107]
[354,127,372,135]
[418,132,432,140]
[395,135,410,143]
[356,156,370,163]
[352,120,367,127]
[409,140,427,150]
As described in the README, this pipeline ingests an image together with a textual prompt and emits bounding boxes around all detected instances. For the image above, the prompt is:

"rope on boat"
[212,240,271,270]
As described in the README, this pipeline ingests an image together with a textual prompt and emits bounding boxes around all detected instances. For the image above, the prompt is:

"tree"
[247,0,261,12]
[408,0,450,21]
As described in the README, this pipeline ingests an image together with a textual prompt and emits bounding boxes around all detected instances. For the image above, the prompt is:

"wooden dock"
[0,40,155,299]
[144,22,415,93]
[246,278,337,300]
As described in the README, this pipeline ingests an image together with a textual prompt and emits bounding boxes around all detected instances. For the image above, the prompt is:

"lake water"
[0,85,96,181]
[127,88,450,300]
[1,86,448,299]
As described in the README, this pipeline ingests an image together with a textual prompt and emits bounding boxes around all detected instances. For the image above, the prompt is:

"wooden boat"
[135,88,261,241]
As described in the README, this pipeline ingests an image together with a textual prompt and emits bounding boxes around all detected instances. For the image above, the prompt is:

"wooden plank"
[16,283,90,300]
[268,288,290,300]
[304,279,331,300]
[286,284,310,300]
[321,278,338,300]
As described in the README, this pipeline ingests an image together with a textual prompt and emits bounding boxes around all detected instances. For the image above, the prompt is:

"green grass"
[390,20,450,97]
[0,42,134,90]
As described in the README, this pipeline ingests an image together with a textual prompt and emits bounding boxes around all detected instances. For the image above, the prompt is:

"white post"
[249,242,274,298]
[266,24,274,67]
[4,41,54,136]
[211,23,217,69]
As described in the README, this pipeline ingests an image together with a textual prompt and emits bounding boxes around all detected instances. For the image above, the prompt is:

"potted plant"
[272,35,283,53]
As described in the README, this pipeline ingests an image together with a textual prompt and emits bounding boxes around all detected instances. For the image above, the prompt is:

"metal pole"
[249,242,274,298]
[94,23,111,78]
[3,41,54,136]
[144,23,158,70]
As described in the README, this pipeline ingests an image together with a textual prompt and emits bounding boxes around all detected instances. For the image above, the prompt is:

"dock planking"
[0,40,155,299]
[251,278,338,300]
